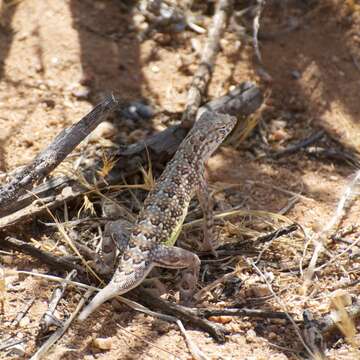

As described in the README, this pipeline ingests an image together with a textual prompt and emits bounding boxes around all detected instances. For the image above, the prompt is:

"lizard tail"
[78,260,153,321]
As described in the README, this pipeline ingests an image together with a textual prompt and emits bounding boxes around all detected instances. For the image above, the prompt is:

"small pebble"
[270,128,289,141]
[89,121,117,142]
[245,329,257,342]
[208,316,233,324]
[250,284,271,298]
[291,70,301,79]
[61,186,75,198]
[51,57,59,65]
[151,65,160,73]
[92,337,113,350]
[268,332,278,341]
[19,316,30,327]
[72,86,91,100]
[41,98,56,108]
[128,102,154,119]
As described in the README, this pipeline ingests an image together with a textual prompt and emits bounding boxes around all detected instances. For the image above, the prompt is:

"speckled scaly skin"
[78,110,237,320]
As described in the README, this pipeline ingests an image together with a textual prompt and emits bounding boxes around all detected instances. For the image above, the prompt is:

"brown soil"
[1,1,360,359]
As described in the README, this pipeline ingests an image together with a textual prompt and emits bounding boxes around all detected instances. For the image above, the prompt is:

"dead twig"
[249,260,315,358]
[137,289,227,343]
[271,130,325,159]
[253,0,265,64]
[39,270,78,334]
[0,176,70,217]
[181,0,234,127]
[0,95,118,213]
[305,146,360,167]
[30,289,94,360]
[303,170,360,290]
[252,223,299,246]
[122,83,262,161]
[11,297,35,327]
[194,307,289,320]
[198,223,298,260]
[0,338,27,352]
[0,236,86,277]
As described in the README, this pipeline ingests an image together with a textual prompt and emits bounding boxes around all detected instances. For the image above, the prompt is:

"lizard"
[78,110,237,321]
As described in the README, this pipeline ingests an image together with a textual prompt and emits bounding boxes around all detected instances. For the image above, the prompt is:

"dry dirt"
[1,0,360,359]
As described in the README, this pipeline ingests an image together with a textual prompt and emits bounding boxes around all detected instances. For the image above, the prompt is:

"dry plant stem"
[0,95,118,213]
[305,147,360,168]
[176,319,209,360]
[115,295,209,360]
[30,289,94,360]
[253,0,265,64]
[137,289,227,343]
[249,260,315,358]
[303,170,360,287]
[198,224,298,260]
[11,297,35,327]
[0,189,80,231]
[194,270,239,302]
[0,176,70,217]
[16,270,360,346]
[194,307,289,320]
[1,236,86,276]
[271,130,325,159]
[316,233,360,271]
[252,223,298,246]
[0,338,27,352]
[39,269,77,333]
[181,0,233,127]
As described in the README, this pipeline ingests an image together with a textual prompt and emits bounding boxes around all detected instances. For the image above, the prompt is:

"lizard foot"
[179,272,198,305]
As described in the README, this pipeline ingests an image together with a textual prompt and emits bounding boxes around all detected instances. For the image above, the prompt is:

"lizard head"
[186,110,237,161]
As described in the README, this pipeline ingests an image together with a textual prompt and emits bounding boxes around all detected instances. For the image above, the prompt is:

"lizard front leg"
[196,167,217,257]
[152,245,201,304]
[95,219,132,274]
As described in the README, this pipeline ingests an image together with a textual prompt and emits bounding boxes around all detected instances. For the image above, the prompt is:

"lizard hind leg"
[152,245,201,305]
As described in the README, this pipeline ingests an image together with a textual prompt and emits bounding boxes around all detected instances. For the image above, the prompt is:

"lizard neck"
[178,132,220,167]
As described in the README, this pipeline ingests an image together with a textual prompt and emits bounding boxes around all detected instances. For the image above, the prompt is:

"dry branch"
[193,307,289,320]
[271,131,325,159]
[137,289,227,343]
[0,176,70,217]
[11,297,35,327]
[181,0,234,127]
[0,95,118,212]
[30,289,94,360]
[0,236,86,276]
[39,269,77,334]
[121,82,262,160]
